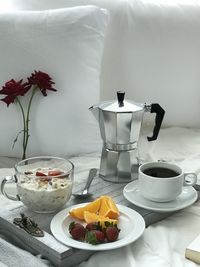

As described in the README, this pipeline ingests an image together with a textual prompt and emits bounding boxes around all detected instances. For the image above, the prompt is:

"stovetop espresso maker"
[90,91,165,183]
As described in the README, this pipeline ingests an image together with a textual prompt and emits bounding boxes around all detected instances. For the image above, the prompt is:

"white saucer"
[123,180,198,213]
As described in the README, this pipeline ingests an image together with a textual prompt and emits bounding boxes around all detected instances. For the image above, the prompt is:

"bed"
[1,127,200,267]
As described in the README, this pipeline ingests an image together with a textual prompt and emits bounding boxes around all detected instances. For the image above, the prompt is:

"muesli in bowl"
[1,156,74,213]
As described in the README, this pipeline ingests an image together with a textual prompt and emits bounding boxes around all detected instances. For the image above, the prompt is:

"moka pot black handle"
[147,103,165,141]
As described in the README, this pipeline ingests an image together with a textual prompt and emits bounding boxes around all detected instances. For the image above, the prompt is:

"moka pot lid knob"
[96,91,144,113]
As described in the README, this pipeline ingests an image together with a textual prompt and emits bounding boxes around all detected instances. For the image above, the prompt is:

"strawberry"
[36,171,47,176]
[86,222,101,231]
[69,222,86,241]
[105,226,120,242]
[48,170,63,176]
[85,230,105,244]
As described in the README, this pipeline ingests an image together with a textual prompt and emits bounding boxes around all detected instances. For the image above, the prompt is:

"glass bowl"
[1,156,74,213]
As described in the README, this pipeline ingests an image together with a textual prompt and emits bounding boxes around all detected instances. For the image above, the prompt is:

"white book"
[185,233,200,264]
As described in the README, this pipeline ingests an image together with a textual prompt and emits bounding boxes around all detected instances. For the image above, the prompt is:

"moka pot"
[90,91,165,183]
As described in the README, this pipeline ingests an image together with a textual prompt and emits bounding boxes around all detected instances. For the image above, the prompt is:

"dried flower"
[0,71,57,159]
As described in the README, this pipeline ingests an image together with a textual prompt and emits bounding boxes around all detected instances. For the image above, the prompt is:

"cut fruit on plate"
[69,198,101,220]
[98,195,119,219]
[69,195,119,221]
[83,211,118,228]
[50,203,146,251]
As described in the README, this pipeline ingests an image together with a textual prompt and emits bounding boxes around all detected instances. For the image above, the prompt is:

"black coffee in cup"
[139,162,197,202]
[143,167,180,178]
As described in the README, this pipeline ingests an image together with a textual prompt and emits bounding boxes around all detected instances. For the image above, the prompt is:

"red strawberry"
[85,230,105,244]
[48,170,63,176]
[86,222,101,231]
[69,222,86,241]
[36,171,47,176]
[105,226,120,242]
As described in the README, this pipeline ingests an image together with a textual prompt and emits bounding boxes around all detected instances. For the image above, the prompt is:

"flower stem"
[16,97,26,159]
[23,85,37,159]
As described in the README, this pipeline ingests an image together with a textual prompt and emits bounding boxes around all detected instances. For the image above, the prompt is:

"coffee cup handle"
[183,173,197,186]
[1,176,20,201]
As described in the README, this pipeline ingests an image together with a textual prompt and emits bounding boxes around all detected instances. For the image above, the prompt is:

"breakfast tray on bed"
[0,173,178,267]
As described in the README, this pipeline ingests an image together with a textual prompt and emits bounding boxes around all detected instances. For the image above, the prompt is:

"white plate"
[50,203,145,251]
[123,180,198,213]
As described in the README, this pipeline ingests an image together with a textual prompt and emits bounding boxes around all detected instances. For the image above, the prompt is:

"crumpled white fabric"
[1,127,200,267]
[78,204,200,267]
[0,238,51,267]
[139,126,200,174]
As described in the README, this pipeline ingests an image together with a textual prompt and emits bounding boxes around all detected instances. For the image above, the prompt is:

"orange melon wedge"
[98,195,119,219]
[69,198,101,220]
[84,211,118,228]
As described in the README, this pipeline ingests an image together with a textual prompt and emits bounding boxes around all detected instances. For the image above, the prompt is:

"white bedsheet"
[1,126,200,267]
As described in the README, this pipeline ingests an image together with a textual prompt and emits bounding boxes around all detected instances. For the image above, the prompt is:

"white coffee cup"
[139,161,197,202]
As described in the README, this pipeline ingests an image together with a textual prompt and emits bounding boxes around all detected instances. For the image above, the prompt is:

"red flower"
[27,70,56,96]
[0,70,57,160]
[0,79,31,106]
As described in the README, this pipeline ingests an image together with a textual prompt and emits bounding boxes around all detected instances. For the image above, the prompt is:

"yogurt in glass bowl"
[1,156,74,213]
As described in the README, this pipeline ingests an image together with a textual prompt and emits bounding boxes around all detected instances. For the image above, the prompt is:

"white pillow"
[0,6,109,158]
